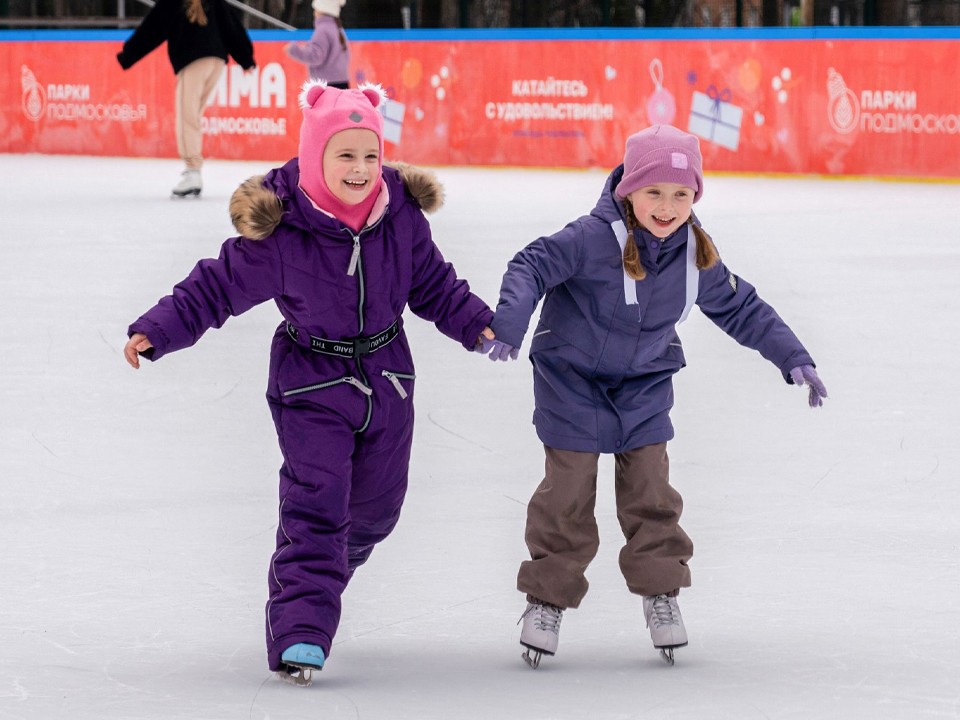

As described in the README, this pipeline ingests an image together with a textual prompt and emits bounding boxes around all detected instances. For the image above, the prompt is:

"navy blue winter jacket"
[490,165,814,453]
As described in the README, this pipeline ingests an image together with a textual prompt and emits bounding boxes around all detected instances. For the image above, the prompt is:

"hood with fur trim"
[230,160,444,241]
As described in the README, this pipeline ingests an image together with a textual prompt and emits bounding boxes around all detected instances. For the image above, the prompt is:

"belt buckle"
[352,336,371,356]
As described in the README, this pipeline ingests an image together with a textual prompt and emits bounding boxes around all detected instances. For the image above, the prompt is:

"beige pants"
[175,57,226,170]
[517,443,693,609]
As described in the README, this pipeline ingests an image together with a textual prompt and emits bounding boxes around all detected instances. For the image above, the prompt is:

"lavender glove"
[789,364,828,408]
[475,336,519,361]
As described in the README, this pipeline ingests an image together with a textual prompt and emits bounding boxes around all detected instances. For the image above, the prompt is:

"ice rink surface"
[2,154,958,719]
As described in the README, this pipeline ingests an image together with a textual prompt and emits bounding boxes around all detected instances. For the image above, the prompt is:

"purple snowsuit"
[129,160,492,670]
[490,164,814,453]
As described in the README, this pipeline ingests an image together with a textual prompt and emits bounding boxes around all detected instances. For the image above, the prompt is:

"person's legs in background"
[173,56,226,197]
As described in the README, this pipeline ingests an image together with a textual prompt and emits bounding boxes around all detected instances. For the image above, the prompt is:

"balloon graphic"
[400,58,422,89]
[738,59,761,93]
[645,58,676,125]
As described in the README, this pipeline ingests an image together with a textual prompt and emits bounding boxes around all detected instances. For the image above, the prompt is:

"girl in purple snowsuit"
[486,125,828,668]
[124,81,495,684]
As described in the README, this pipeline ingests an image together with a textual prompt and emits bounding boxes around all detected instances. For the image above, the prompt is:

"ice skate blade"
[521,643,554,669]
[656,642,686,666]
[171,189,202,199]
[522,648,543,669]
[278,666,315,686]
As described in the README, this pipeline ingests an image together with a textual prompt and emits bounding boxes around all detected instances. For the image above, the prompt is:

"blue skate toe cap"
[281,643,326,669]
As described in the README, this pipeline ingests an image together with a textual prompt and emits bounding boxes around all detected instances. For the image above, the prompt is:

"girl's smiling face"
[322,128,381,205]
[627,182,695,238]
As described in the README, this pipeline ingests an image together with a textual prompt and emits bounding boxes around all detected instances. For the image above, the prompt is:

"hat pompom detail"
[299,79,329,110]
[356,82,388,109]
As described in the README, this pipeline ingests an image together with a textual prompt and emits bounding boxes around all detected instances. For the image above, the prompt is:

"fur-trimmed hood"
[230,160,444,241]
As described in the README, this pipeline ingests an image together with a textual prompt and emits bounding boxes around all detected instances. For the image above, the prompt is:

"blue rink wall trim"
[2,26,960,42]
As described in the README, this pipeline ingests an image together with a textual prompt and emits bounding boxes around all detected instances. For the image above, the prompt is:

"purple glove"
[789,365,827,408]
[475,336,519,361]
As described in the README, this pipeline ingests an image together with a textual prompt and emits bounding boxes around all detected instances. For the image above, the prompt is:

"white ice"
[1,155,958,719]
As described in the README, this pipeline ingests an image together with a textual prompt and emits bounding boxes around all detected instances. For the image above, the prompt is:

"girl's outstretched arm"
[789,364,828,408]
[123,333,154,369]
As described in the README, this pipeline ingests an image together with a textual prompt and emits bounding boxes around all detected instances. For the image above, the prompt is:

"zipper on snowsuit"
[342,211,386,434]
[346,229,373,432]
[281,376,373,398]
[382,370,415,399]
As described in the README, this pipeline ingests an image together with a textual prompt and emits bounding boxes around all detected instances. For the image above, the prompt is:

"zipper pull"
[347,235,361,276]
[343,376,373,396]
[382,371,408,399]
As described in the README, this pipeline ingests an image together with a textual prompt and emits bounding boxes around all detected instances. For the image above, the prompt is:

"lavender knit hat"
[615,125,704,203]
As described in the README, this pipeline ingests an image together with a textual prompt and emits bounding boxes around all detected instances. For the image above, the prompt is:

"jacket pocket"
[381,370,415,399]
[282,375,373,398]
[654,340,687,371]
[530,326,568,354]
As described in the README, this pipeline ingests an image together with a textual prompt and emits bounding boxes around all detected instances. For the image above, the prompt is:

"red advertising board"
[6,38,298,161]
[2,30,958,179]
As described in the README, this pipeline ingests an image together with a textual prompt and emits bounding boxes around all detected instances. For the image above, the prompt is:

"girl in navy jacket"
[488,125,828,668]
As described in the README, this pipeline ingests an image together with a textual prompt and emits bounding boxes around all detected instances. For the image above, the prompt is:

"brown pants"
[175,57,226,170]
[517,443,692,609]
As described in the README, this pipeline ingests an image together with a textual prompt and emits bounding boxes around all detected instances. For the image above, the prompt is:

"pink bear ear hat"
[296,79,387,210]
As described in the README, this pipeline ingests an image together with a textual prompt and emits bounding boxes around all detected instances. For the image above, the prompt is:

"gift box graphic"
[687,86,743,151]
[380,97,405,145]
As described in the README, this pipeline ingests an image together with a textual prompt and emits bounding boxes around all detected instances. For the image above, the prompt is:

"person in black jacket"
[118,0,256,198]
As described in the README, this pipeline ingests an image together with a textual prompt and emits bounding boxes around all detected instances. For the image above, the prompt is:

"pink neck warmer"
[303,175,383,233]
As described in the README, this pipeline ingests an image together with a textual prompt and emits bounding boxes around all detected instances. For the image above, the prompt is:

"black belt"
[286,321,399,358]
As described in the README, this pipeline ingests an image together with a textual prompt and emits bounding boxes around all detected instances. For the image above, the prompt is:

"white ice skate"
[278,643,325,686]
[518,599,563,669]
[171,169,202,198]
[643,594,688,665]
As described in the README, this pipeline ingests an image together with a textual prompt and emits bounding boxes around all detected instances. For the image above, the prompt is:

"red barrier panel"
[6,40,297,161]
[2,33,958,178]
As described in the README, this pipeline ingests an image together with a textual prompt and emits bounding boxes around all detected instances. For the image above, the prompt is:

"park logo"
[21,65,46,122]
[826,68,954,137]
[19,64,146,124]
[826,67,859,134]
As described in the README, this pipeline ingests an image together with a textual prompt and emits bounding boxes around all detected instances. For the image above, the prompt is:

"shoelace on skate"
[649,595,680,628]
[519,602,563,634]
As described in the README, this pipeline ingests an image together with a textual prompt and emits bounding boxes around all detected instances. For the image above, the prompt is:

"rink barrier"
[2,27,959,179]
